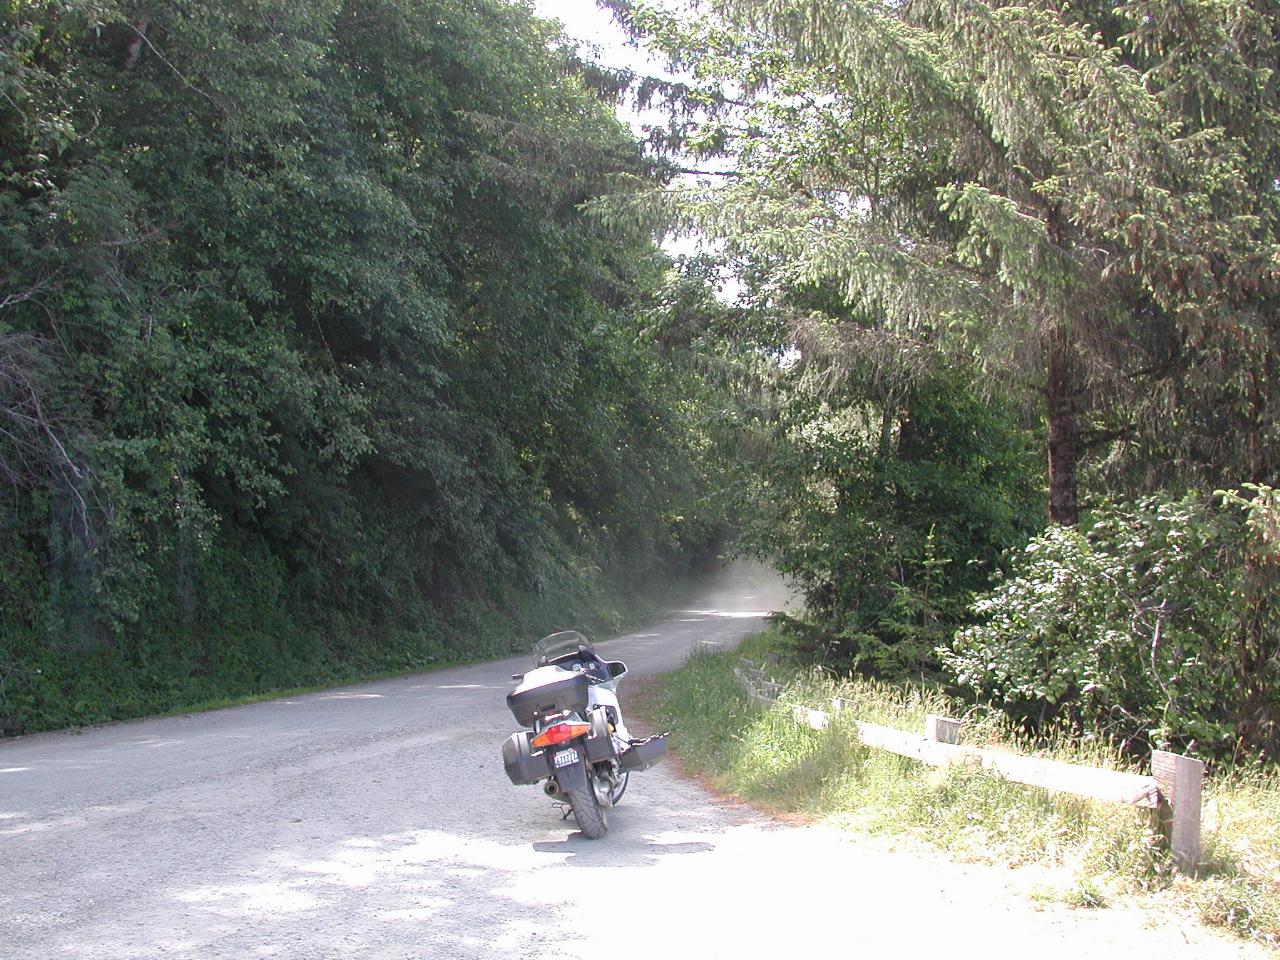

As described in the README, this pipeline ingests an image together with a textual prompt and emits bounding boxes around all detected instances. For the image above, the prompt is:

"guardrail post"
[924,715,965,745]
[1151,750,1203,873]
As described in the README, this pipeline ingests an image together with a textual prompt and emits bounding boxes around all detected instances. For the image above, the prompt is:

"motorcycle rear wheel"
[567,778,609,839]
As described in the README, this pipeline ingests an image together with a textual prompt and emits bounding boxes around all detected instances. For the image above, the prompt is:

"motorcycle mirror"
[511,673,524,682]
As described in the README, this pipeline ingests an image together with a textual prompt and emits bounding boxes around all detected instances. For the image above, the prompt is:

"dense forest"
[597,0,1279,763]
[3,0,1278,765]
[0,0,726,734]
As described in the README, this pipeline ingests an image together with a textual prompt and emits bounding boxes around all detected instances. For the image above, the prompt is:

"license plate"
[553,748,579,769]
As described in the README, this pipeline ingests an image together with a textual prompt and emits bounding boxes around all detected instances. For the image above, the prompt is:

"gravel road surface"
[1,563,1267,959]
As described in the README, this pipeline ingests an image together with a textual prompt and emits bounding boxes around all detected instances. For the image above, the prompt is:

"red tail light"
[531,721,591,749]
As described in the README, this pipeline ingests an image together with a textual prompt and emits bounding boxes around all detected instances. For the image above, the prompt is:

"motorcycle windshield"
[532,630,595,667]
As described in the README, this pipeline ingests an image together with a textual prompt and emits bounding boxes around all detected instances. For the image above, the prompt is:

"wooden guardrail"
[733,657,1204,872]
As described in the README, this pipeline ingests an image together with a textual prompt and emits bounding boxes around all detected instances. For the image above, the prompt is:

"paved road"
[1,563,1266,959]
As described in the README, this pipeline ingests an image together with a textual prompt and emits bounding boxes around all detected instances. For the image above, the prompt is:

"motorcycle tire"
[567,778,609,839]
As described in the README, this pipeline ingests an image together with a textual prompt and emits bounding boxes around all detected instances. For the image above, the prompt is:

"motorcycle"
[501,630,668,838]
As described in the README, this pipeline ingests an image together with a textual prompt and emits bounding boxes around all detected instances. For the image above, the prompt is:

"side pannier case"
[502,731,547,785]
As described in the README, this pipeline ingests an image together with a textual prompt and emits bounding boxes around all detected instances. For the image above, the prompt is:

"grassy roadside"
[645,628,1279,951]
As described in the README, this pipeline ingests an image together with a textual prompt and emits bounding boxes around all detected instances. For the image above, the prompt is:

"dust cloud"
[672,558,798,618]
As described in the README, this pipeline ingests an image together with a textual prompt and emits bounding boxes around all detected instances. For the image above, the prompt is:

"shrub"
[943,488,1280,760]
[748,364,1044,678]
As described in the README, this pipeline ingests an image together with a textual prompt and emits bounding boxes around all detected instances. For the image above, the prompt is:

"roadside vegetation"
[650,630,1279,949]
[619,1,1280,940]
[605,0,1278,767]
[0,1,730,735]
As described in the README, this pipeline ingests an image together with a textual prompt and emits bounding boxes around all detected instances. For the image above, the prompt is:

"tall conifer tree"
[604,0,1279,520]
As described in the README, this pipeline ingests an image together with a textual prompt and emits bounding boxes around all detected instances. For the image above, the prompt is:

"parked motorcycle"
[502,630,668,838]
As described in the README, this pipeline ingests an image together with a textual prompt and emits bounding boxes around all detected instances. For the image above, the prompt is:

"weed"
[1064,879,1110,909]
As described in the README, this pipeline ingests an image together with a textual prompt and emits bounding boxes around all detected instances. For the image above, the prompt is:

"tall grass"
[650,630,1279,948]
[1196,767,1280,943]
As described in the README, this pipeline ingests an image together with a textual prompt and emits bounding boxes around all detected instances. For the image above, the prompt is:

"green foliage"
[604,0,1280,524]
[743,359,1043,677]
[944,488,1280,759]
[0,0,726,734]
[600,0,1280,768]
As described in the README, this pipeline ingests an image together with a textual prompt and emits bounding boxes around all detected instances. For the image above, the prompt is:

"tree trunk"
[1046,328,1079,526]
[123,19,152,71]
